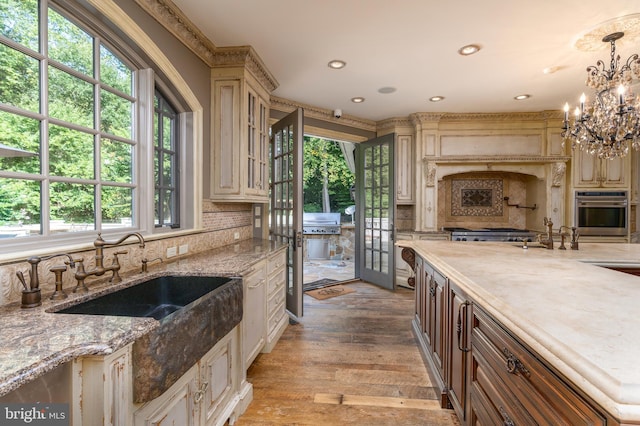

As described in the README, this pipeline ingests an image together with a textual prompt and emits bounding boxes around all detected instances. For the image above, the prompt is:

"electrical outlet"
[234,232,240,240]
[167,246,177,258]
[178,244,188,255]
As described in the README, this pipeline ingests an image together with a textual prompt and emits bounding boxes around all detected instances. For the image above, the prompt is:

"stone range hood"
[414,118,571,232]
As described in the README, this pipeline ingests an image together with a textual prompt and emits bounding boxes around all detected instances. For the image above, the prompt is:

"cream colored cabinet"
[396,134,414,203]
[573,149,628,188]
[210,67,270,202]
[263,250,287,353]
[73,344,133,426]
[242,260,267,366]
[134,329,241,426]
[243,250,288,364]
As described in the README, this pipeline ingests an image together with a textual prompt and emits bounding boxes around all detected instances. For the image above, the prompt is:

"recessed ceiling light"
[328,60,346,69]
[543,66,559,74]
[378,87,397,94]
[514,94,531,100]
[351,97,365,103]
[458,44,481,56]
[429,96,445,102]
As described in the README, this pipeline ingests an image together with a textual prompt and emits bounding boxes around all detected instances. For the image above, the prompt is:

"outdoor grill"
[302,212,341,235]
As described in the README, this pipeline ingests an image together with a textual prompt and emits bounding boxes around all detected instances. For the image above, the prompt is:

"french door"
[356,134,395,290]
[270,108,304,318]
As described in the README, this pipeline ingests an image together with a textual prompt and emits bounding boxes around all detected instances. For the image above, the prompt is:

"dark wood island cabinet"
[402,243,626,426]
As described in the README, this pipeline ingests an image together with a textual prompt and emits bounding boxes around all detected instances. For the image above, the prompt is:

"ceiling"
[171,0,640,121]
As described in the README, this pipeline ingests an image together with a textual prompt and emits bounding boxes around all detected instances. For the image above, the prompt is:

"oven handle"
[576,201,627,207]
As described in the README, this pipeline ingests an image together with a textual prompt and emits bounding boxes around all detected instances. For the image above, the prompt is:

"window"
[0,0,183,249]
[154,91,179,228]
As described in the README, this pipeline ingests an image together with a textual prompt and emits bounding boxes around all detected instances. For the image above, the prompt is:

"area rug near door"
[305,285,355,300]
[303,278,338,292]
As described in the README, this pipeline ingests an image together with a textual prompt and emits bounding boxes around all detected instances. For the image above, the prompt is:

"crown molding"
[270,96,376,132]
[134,0,278,92]
[412,111,562,124]
[376,117,413,132]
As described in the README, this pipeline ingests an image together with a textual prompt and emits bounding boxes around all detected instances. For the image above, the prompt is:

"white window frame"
[0,0,201,260]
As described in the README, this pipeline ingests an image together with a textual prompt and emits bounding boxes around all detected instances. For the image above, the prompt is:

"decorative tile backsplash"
[451,178,504,216]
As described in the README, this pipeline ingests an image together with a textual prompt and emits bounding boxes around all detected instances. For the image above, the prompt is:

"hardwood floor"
[235,281,460,425]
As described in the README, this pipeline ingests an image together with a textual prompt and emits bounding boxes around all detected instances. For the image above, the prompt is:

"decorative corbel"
[551,162,566,187]
[423,159,437,187]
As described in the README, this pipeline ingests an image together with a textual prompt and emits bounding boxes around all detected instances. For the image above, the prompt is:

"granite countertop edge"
[0,238,286,397]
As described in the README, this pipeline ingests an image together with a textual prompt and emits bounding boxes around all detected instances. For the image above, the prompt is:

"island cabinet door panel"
[471,306,607,426]
[447,280,471,422]
[431,270,447,378]
[414,256,426,330]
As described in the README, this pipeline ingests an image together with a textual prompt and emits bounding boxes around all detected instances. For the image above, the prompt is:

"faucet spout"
[74,232,145,291]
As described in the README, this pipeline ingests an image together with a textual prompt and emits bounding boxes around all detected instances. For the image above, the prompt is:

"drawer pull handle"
[499,406,515,426]
[456,301,470,352]
[429,281,436,297]
[194,381,209,403]
[503,348,531,378]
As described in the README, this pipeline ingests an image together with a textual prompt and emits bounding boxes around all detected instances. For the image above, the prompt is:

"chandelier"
[562,32,640,159]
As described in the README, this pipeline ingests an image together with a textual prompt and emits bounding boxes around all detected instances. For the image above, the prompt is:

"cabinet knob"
[503,347,530,378]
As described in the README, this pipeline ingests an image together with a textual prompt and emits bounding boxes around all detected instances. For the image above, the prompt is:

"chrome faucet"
[537,217,554,249]
[74,232,145,292]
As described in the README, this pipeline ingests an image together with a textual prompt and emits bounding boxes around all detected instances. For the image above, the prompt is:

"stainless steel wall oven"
[575,191,628,236]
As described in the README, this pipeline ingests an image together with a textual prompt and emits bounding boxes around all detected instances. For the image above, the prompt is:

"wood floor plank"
[314,392,443,410]
[234,281,461,425]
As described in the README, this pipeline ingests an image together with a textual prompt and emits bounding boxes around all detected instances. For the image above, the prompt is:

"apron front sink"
[56,275,232,320]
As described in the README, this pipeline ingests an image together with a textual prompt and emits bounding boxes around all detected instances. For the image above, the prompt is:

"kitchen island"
[399,240,640,425]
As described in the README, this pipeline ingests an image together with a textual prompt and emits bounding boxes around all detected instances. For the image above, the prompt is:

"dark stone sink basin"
[55,275,243,403]
[57,275,231,320]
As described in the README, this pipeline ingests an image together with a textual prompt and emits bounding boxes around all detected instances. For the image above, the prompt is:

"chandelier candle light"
[562,32,640,159]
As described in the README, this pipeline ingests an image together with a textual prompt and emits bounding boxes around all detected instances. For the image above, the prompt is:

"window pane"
[162,153,173,186]
[162,188,173,223]
[100,44,132,95]
[0,178,41,237]
[48,66,94,128]
[0,111,40,173]
[0,0,39,51]
[0,44,40,112]
[100,89,132,139]
[48,7,93,76]
[101,139,132,183]
[162,115,173,150]
[50,182,94,232]
[49,124,94,179]
[154,150,160,184]
[102,185,132,229]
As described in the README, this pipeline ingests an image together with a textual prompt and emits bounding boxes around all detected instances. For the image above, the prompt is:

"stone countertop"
[0,238,286,397]
[397,240,640,422]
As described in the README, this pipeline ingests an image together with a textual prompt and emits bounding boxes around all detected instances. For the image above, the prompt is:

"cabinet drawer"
[244,266,266,288]
[268,252,286,275]
[268,290,285,318]
[268,301,285,332]
[267,267,286,297]
[472,308,606,425]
